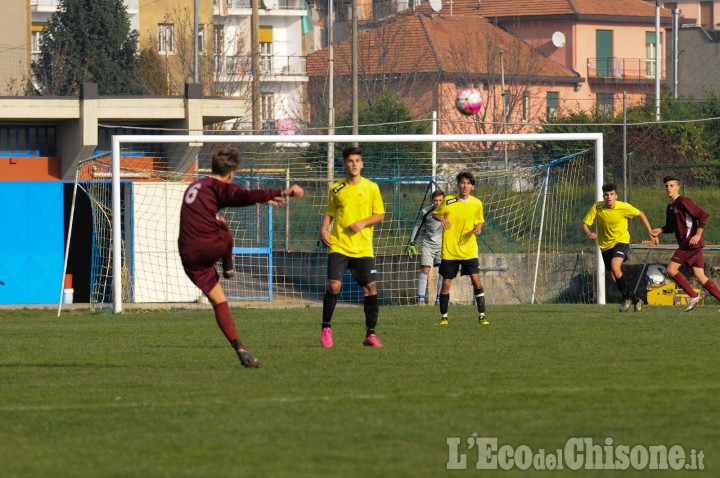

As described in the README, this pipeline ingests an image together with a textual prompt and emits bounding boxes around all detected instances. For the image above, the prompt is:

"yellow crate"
[646,282,703,306]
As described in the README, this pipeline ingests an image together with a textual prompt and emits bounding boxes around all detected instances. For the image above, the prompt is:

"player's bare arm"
[638,211,660,245]
[263,184,305,206]
[433,213,450,229]
[582,223,597,240]
[690,227,704,246]
[263,196,287,206]
[349,213,385,233]
[320,214,334,246]
[283,184,304,197]
[474,223,483,235]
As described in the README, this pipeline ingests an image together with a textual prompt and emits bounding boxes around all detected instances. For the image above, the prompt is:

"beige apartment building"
[137,0,215,95]
[0,3,32,95]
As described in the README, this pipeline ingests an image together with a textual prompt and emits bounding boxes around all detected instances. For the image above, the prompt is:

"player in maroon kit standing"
[178,147,304,367]
[651,175,720,312]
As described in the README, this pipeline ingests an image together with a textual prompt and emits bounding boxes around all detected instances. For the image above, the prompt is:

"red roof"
[307,13,579,80]
[414,0,672,20]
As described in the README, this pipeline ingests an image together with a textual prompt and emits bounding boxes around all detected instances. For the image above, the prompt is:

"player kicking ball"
[178,147,304,367]
[432,172,487,325]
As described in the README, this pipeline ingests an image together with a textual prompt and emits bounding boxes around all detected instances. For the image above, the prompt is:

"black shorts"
[439,258,480,279]
[601,243,630,270]
[327,252,378,286]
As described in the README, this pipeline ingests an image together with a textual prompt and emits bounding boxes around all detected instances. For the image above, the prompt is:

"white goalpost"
[93,133,606,314]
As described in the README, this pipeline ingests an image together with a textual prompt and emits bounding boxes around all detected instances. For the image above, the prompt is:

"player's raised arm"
[263,184,304,206]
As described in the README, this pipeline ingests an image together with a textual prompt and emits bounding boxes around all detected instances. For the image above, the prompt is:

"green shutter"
[596,30,613,77]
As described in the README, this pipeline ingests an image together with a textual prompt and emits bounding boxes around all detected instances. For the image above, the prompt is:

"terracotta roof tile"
[307,13,578,80]
[413,0,671,19]
[421,15,577,77]
[308,15,440,76]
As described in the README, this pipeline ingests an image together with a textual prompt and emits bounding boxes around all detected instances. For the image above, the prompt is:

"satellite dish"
[263,0,277,9]
[551,31,566,48]
[430,0,442,12]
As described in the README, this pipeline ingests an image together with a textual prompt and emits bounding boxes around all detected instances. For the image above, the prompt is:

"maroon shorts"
[670,247,705,269]
[179,230,233,295]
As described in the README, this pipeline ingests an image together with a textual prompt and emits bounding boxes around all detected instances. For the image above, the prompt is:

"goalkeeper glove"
[406,244,417,259]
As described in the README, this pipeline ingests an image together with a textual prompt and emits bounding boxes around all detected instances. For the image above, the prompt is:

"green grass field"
[2,304,718,477]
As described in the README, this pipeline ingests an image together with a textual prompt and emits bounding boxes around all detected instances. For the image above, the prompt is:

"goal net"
[75,133,604,312]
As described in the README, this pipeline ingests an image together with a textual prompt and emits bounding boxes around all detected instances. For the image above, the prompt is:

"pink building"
[308,0,675,130]
[473,0,673,115]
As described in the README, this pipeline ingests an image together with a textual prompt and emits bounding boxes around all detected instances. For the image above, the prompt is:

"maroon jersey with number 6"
[179,177,281,252]
[178,176,281,292]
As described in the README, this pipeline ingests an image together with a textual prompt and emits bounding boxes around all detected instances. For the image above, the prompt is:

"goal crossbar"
[111,133,605,313]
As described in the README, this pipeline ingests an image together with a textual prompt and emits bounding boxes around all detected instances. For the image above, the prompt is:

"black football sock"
[439,293,450,315]
[364,294,379,336]
[615,275,630,300]
[322,291,339,328]
[474,287,485,315]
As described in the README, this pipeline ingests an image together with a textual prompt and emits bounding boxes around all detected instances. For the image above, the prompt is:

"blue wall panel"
[0,182,64,304]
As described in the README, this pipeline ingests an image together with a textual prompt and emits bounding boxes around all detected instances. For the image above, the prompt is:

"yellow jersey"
[434,194,484,260]
[325,176,385,258]
[583,200,640,251]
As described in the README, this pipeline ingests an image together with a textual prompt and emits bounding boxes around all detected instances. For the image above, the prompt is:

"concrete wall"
[667,26,720,99]
[274,251,596,306]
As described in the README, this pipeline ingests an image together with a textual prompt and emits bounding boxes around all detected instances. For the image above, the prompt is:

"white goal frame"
[111,133,605,313]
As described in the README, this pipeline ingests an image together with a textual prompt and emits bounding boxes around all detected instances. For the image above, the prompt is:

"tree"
[33,0,142,96]
[333,91,431,175]
[538,94,720,189]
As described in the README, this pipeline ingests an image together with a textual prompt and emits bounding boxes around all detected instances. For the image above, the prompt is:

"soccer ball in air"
[646,264,668,285]
[455,88,483,115]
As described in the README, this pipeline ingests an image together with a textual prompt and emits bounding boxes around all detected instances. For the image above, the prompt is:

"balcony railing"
[217,55,307,76]
[587,57,666,80]
[222,0,308,10]
[31,0,138,6]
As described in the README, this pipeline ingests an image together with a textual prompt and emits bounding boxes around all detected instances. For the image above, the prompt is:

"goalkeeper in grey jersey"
[407,190,444,305]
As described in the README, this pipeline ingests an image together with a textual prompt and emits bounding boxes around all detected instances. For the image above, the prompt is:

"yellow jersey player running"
[319,146,385,348]
[582,182,658,312]
[432,172,487,325]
